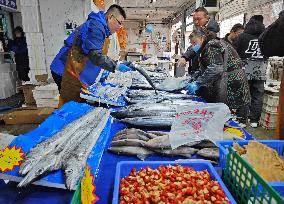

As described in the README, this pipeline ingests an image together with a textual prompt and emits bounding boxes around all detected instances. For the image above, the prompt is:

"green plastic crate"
[70,183,81,204]
[223,148,284,204]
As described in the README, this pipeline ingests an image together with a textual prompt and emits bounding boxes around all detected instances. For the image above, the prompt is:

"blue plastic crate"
[112,161,236,204]
[217,140,284,197]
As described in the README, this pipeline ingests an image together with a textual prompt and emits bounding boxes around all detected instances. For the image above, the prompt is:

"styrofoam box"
[21,6,42,33]
[36,98,59,108]
[25,33,44,46]
[34,83,58,91]
[263,93,279,107]
[0,86,16,99]
[20,0,38,7]
[33,90,58,99]
[262,103,278,113]
[29,69,48,76]
[0,63,13,73]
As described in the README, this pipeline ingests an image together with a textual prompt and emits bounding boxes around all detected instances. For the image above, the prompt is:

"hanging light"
[146,14,150,18]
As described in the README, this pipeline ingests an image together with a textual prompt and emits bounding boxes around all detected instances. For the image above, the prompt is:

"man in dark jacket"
[233,15,266,128]
[223,23,244,44]
[259,10,284,139]
[178,7,220,75]
[8,26,30,81]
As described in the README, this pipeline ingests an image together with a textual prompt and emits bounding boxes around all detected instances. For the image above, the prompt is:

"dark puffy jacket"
[195,39,250,109]
[259,11,284,57]
[233,19,265,60]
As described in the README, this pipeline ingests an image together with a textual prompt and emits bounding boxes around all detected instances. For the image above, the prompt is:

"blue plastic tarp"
[0,102,112,200]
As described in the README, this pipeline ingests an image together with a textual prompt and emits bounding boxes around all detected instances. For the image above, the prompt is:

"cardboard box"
[21,85,37,105]
[1,107,55,125]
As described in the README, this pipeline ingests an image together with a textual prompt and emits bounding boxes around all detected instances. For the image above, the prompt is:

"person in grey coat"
[233,15,266,128]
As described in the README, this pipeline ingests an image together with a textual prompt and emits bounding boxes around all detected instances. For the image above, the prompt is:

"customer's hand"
[178,57,187,67]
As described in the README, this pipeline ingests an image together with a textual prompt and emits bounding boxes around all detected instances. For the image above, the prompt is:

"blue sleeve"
[82,19,105,54]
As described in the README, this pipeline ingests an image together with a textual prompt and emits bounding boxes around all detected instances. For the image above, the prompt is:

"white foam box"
[0,63,13,73]
[263,93,279,107]
[21,6,42,33]
[36,98,59,108]
[33,84,59,99]
[25,33,44,46]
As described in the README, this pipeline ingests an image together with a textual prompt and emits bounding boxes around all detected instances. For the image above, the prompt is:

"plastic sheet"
[80,82,127,107]
[0,102,112,189]
[169,103,231,149]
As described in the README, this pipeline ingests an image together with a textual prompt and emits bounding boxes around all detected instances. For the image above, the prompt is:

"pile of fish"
[80,83,127,106]
[124,89,195,104]
[108,128,219,161]
[18,108,110,190]
[105,71,134,87]
[112,102,196,129]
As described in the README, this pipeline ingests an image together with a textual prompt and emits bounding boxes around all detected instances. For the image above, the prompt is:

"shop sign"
[0,0,17,10]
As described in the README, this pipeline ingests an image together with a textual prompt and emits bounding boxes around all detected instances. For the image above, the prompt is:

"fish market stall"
[0,97,253,203]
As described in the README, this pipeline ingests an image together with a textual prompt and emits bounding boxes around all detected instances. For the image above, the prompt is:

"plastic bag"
[169,102,231,149]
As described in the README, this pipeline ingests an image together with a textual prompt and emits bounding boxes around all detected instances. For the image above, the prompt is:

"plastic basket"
[71,182,81,204]
[217,140,284,198]
[223,147,284,203]
[112,161,236,204]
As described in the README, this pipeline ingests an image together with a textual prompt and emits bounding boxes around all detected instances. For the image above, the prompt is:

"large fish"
[156,77,191,92]
[112,128,150,141]
[197,148,219,160]
[19,108,102,176]
[131,65,157,92]
[120,116,174,128]
[63,109,110,190]
[108,146,154,160]
[111,139,147,147]
[144,135,171,149]
[154,146,198,157]
[18,108,107,187]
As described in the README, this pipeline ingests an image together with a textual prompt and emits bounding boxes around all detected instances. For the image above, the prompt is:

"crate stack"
[20,0,47,83]
[32,83,59,108]
[0,64,19,99]
[260,93,279,129]
[268,57,283,81]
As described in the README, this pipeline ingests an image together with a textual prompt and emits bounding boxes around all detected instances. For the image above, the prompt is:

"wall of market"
[19,0,115,82]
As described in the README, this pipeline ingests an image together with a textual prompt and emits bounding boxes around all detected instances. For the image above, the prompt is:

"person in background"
[223,23,244,44]
[258,10,284,139]
[186,29,250,125]
[178,7,220,75]
[8,26,30,81]
[50,4,131,93]
[233,15,266,128]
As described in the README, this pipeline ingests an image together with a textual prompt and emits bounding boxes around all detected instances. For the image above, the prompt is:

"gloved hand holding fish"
[108,128,219,162]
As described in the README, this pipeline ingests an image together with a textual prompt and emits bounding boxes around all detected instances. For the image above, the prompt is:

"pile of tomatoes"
[119,164,230,204]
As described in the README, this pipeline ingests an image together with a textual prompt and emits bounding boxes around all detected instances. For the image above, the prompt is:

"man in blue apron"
[50,5,130,103]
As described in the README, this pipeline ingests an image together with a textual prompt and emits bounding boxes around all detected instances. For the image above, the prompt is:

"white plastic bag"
[169,102,231,149]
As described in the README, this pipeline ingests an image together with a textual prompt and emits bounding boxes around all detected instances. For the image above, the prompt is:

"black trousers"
[248,80,265,122]
[51,71,62,92]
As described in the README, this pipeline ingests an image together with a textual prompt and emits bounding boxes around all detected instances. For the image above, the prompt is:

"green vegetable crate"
[223,147,283,204]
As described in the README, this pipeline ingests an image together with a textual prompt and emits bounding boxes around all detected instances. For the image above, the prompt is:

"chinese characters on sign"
[169,103,231,149]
